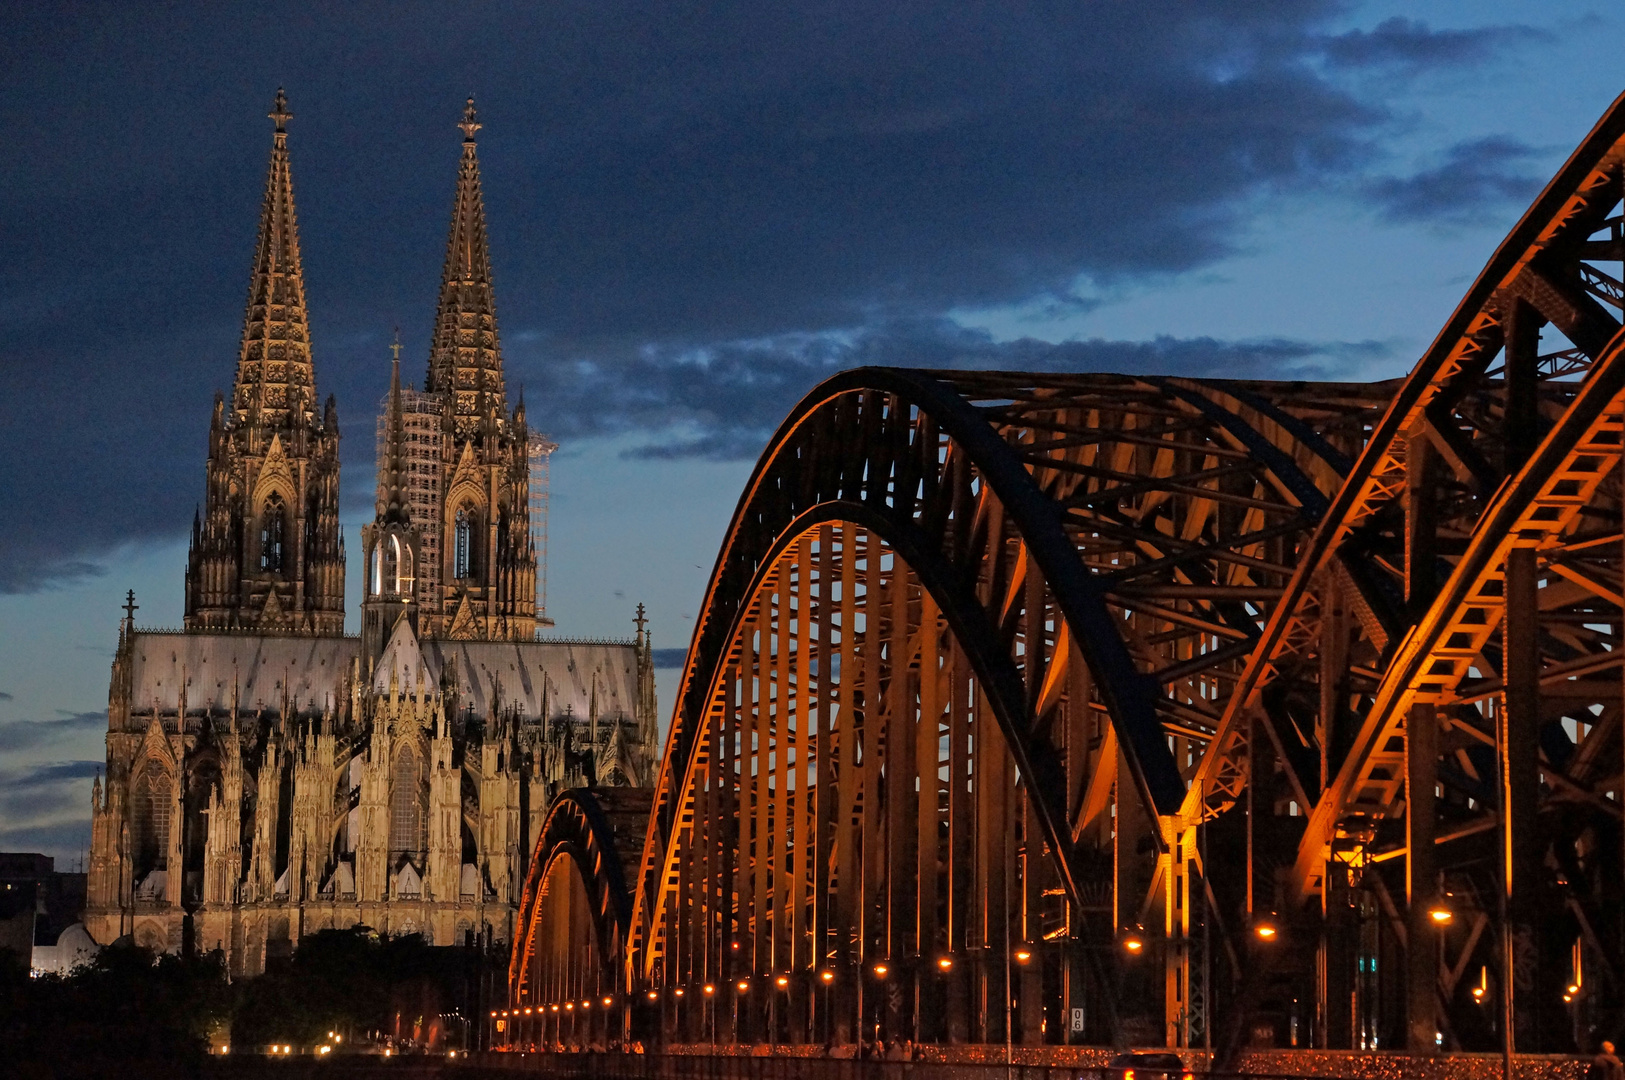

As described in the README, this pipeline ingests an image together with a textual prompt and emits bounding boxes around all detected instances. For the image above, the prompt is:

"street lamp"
[1014,947,1033,965]
[819,970,835,984]
[1253,914,1280,941]
[736,980,750,994]
[872,961,890,979]
[775,975,789,989]
[936,955,955,973]
[1121,928,1146,955]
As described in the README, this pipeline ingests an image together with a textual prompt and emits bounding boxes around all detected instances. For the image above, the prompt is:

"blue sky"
[1,1,1621,862]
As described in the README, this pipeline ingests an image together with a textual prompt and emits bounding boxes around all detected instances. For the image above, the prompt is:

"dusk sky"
[2,1,1621,861]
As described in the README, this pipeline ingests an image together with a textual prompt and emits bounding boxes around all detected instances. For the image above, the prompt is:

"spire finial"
[459,97,481,143]
[634,603,647,638]
[123,590,139,626]
[390,327,402,363]
[269,88,292,133]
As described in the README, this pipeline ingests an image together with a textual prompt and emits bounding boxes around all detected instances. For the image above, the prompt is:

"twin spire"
[232,91,508,435]
[234,88,314,423]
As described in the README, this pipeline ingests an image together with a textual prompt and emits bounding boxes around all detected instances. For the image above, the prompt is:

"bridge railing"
[475,1053,1358,1080]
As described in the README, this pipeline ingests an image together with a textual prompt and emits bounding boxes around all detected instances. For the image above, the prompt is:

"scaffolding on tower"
[377,387,445,611]
[528,432,558,629]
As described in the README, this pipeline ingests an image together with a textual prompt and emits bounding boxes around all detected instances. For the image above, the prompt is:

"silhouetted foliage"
[231,928,473,1051]
[0,941,229,1080]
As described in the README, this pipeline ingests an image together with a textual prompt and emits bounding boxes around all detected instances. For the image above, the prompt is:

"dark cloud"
[0,821,93,863]
[0,711,105,752]
[1364,136,1545,225]
[0,760,102,831]
[0,3,1550,588]
[1319,17,1548,69]
[521,320,1387,461]
[0,691,13,700]
[650,648,690,669]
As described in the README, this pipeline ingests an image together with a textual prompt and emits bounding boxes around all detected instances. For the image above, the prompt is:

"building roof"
[126,628,642,724]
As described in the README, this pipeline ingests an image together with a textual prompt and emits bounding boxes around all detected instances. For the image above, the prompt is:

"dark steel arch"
[511,787,651,1003]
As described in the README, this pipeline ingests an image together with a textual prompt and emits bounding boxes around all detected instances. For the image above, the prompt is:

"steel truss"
[507,91,1625,1059]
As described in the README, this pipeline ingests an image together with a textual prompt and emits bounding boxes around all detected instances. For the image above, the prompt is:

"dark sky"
[0,0,1575,590]
[1,1,1620,857]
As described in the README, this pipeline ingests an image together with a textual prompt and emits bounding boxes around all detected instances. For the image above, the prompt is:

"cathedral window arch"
[131,764,173,878]
[454,505,481,580]
[391,534,413,595]
[260,493,287,573]
[389,743,427,863]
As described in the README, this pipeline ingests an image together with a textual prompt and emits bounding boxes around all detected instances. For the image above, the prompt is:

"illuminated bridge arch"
[510,787,651,1050]
[1183,91,1625,1053]
[509,88,1625,1062]
[625,366,1383,1048]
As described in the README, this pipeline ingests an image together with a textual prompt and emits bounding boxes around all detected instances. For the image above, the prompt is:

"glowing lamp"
[820,970,835,984]
[872,962,890,979]
[703,984,715,996]
[736,980,750,994]
[775,975,789,989]
[1253,915,1280,941]
[1014,948,1032,964]
[937,956,954,972]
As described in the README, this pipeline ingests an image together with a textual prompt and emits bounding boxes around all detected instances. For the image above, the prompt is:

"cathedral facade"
[83,93,658,974]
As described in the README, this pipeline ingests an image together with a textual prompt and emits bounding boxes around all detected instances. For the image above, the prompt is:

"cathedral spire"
[233,88,315,426]
[377,333,410,525]
[425,96,505,426]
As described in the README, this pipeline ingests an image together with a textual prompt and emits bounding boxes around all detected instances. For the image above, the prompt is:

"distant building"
[83,93,659,976]
[0,853,92,974]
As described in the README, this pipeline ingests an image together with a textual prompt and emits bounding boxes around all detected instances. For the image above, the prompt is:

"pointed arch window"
[454,506,479,580]
[260,493,286,573]
[132,766,172,876]
[389,744,426,861]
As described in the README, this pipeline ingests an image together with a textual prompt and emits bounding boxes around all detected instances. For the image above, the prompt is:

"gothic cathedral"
[84,93,660,974]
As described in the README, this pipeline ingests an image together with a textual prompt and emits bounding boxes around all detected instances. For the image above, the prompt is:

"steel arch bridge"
[505,91,1625,1061]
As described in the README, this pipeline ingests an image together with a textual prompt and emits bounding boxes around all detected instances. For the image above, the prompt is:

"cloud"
[650,648,690,669]
[0,3,1557,587]
[522,320,1387,461]
[1364,136,1546,225]
[0,821,93,863]
[0,760,102,839]
[0,711,105,752]
[0,691,12,700]
[1320,17,1549,70]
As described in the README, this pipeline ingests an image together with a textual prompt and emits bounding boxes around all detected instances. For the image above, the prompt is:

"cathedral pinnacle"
[459,97,481,143]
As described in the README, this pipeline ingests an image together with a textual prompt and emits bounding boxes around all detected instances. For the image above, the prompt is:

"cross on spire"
[269,88,292,133]
[123,590,139,625]
[459,97,481,142]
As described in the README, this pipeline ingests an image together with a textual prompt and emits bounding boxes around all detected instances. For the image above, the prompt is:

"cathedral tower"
[185,89,345,634]
[417,98,537,641]
[361,342,421,663]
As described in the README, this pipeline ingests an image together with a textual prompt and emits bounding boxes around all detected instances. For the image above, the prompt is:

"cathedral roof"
[125,631,643,727]
[232,89,317,426]
[425,97,506,426]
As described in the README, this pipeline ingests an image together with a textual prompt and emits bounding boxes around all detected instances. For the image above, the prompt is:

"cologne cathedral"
[83,92,659,974]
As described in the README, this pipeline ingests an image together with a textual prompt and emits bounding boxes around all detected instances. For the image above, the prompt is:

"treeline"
[0,929,493,1079]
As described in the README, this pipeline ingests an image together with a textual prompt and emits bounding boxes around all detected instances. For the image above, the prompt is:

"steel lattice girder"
[512,89,1625,1055]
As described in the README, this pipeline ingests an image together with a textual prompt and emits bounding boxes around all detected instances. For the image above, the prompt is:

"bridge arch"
[626,368,1375,1048]
[509,787,650,1050]
[507,86,1625,1063]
